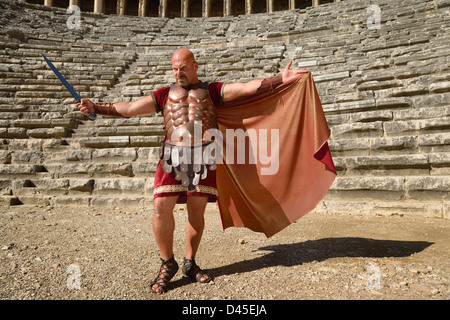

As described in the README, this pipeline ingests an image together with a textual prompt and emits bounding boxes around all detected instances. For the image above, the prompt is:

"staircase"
[0,0,449,219]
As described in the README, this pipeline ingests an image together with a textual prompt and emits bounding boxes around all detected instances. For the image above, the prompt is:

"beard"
[176,76,189,87]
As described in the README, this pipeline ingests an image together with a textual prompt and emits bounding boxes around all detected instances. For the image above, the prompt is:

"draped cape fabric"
[216,73,336,237]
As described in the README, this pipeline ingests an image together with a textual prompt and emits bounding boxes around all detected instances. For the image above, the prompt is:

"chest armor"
[163,82,218,146]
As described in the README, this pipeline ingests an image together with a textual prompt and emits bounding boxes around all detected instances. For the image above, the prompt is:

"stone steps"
[327,176,450,202]
[0,0,449,217]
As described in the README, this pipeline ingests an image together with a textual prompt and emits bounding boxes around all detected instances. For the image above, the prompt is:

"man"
[76,48,308,294]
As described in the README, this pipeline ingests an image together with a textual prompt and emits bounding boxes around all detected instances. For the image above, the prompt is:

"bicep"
[127,95,158,117]
[222,79,263,102]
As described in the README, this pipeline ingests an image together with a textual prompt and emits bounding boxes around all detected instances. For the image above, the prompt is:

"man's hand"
[282,61,308,83]
[75,98,95,116]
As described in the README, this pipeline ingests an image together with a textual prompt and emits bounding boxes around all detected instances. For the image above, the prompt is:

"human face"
[172,54,199,88]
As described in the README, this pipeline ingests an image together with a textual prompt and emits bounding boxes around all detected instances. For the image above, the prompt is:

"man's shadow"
[170,237,433,289]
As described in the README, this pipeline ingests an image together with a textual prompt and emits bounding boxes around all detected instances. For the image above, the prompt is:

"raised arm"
[222,61,308,102]
[75,94,157,118]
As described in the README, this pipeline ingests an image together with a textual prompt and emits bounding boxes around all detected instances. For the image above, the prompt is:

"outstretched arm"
[75,94,157,118]
[222,61,307,102]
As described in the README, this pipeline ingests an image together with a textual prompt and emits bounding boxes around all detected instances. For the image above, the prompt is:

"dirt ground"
[0,203,448,303]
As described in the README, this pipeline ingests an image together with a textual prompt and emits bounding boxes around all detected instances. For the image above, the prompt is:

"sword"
[41,53,97,121]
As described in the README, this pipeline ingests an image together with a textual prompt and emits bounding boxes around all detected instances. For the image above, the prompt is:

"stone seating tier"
[0,0,449,219]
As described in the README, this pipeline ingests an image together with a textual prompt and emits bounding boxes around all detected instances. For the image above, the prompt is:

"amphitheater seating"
[0,0,449,219]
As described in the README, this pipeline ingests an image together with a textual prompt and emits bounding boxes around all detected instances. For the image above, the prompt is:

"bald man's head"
[171,49,199,88]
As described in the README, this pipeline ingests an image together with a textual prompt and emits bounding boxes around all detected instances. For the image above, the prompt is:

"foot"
[182,258,212,283]
[150,255,179,294]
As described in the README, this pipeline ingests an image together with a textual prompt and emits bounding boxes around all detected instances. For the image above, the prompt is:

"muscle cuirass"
[159,82,220,192]
[163,82,218,146]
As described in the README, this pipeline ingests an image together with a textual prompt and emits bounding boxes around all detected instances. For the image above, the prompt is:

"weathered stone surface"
[0,0,449,220]
[69,179,95,193]
[93,178,146,195]
[405,176,450,200]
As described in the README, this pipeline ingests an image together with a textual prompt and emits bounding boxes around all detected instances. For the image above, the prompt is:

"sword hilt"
[76,99,97,121]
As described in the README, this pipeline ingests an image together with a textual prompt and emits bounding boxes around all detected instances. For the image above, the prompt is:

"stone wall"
[18,0,340,18]
[0,0,449,219]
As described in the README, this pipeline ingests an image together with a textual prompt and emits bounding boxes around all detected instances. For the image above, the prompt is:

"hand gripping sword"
[41,53,97,121]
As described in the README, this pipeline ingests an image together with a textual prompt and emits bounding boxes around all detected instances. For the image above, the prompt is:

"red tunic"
[151,82,224,203]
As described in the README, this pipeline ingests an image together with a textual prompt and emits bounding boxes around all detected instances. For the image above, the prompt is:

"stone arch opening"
[144,0,160,17]
[252,0,266,14]
[80,0,94,12]
[53,0,69,9]
[27,0,44,5]
[231,0,245,16]
[189,0,203,17]
[274,0,289,11]
[124,0,139,16]
[295,0,312,9]
[105,0,118,14]
[210,0,224,17]
[166,0,181,18]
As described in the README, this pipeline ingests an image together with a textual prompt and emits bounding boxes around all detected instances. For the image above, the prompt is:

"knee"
[154,206,163,218]
[153,198,176,219]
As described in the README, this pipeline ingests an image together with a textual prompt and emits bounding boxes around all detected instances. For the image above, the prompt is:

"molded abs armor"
[160,82,219,192]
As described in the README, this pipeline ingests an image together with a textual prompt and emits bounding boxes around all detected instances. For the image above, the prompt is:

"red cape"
[216,73,336,237]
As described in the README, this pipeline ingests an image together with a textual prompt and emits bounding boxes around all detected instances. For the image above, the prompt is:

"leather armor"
[160,82,219,191]
[163,82,218,146]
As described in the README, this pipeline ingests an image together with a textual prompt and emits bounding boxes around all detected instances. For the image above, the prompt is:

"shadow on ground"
[169,237,433,290]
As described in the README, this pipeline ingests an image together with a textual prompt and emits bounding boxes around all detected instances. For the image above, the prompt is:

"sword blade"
[41,53,96,120]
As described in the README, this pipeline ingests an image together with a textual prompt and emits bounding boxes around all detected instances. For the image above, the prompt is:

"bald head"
[172,48,196,64]
[171,48,199,88]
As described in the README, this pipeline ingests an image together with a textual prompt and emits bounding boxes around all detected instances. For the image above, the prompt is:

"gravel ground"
[0,203,449,302]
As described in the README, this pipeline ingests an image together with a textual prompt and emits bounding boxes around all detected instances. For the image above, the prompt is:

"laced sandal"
[182,258,212,283]
[150,255,179,294]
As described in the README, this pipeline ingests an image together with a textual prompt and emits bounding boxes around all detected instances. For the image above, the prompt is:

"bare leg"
[151,195,178,293]
[184,196,211,283]
[185,196,208,259]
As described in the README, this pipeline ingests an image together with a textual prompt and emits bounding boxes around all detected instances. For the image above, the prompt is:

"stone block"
[69,179,95,193]
[11,152,45,165]
[405,176,450,200]
[131,162,158,176]
[370,136,417,154]
[90,196,145,208]
[384,118,450,136]
[372,201,444,218]
[0,150,11,164]
[0,180,12,196]
[430,152,450,175]
[52,196,90,207]
[91,148,137,163]
[0,128,7,139]
[130,136,164,147]
[0,164,42,177]
[0,196,21,206]
[328,138,370,156]
[375,97,410,109]
[345,154,429,176]
[136,147,160,162]
[418,132,450,152]
[350,110,393,123]
[7,127,27,139]
[429,81,450,93]
[323,99,376,114]
[327,176,405,200]
[313,71,349,83]
[45,179,70,195]
[444,202,450,220]
[93,178,145,195]
[65,150,92,162]
[331,121,383,139]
